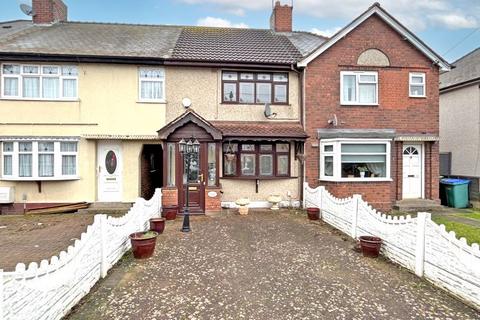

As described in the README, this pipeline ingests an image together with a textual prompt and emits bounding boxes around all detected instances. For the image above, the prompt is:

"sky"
[1,0,479,63]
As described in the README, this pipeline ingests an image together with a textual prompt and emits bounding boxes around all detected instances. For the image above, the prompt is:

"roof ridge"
[0,19,31,24]
[451,46,480,65]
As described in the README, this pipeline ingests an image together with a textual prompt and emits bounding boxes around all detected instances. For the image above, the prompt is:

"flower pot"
[306,207,320,220]
[235,198,250,215]
[129,231,158,259]
[163,205,178,220]
[267,194,282,210]
[359,236,382,258]
[149,218,166,234]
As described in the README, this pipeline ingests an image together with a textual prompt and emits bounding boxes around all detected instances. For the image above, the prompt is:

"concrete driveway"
[67,210,479,320]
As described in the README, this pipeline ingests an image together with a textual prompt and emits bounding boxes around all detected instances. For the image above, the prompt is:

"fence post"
[351,195,361,239]
[97,215,109,278]
[0,269,3,320]
[415,212,430,277]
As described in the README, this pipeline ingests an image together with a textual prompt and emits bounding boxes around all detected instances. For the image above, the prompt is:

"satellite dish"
[182,97,192,108]
[20,3,35,16]
[264,103,277,119]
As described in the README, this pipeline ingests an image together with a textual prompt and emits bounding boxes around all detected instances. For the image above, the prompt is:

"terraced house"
[0,0,448,213]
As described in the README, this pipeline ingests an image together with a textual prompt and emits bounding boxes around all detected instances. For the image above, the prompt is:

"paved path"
[67,211,479,320]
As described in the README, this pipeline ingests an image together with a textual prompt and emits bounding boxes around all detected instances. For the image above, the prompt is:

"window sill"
[220,102,290,107]
[0,176,80,181]
[0,97,79,102]
[409,95,427,99]
[221,176,297,180]
[340,103,379,107]
[319,177,393,183]
[137,100,166,104]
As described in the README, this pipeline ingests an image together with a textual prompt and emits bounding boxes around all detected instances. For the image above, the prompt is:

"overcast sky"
[1,0,479,62]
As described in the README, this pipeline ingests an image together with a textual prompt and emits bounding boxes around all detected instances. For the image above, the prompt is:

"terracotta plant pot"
[307,207,320,220]
[129,231,158,259]
[149,217,166,234]
[163,205,178,220]
[359,236,382,258]
[235,198,250,215]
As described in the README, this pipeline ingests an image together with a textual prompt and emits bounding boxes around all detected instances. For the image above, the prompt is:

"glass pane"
[240,154,255,176]
[208,143,216,186]
[141,81,163,100]
[341,155,386,163]
[22,65,39,74]
[3,155,12,175]
[38,142,54,152]
[39,154,54,177]
[23,77,40,98]
[257,74,271,81]
[42,77,59,99]
[223,143,238,153]
[276,143,289,152]
[240,73,254,80]
[359,74,376,82]
[63,79,77,98]
[410,85,424,96]
[3,78,18,96]
[167,143,175,186]
[223,83,236,102]
[222,72,237,81]
[239,83,254,103]
[139,68,164,79]
[62,66,78,76]
[19,142,32,152]
[341,144,386,153]
[324,145,333,152]
[411,75,424,84]
[277,155,289,175]
[273,73,288,82]
[184,152,199,183]
[62,155,76,175]
[242,144,255,151]
[274,84,287,103]
[343,75,356,102]
[359,83,376,103]
[256,83,271,103]
[3,142,13,152]
[42,66,59,75]
[341,161,386,178]
[61,142,77,152]
[19,154,32,177]
[259,154,273,176]
[3,64,20,74]
[324,156,333,177]
[260,145,272,152]
[223,154,237,176]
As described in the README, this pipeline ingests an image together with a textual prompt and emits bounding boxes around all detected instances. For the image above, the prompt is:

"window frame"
[0,63,79,101]
[409,72,426,98]
[0,140,79,181]
[138,67,166,103]
[340,71,378,106]
[319,139,391,182]
[221,71,289,105]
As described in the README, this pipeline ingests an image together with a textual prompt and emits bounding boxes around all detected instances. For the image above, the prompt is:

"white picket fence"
[304,183,480,310]
[0,188,162,320]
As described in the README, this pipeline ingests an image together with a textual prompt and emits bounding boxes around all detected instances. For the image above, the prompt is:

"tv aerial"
[18,0,35,17]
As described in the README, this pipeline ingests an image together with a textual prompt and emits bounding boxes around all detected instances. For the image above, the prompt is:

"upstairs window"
[340,71,378,105]
[222,71,289,105]
[1,64,78,100]
[139,67,165,102]
[409,72,426,97]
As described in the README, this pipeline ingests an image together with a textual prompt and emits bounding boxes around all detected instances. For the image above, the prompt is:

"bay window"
[1,140,79,180]
[139,67,165,102]
[340,71,378,105]
[320,139,390,181]
[1,64,78,100]
[409,72,426,97]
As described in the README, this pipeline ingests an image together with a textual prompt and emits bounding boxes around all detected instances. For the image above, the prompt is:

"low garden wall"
[0,188,162,320]
[304,183,480,310]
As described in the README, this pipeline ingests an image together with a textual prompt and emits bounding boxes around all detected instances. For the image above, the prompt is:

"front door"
[179,143,206,213]
[402,144,423,199]
[97,141,123,202]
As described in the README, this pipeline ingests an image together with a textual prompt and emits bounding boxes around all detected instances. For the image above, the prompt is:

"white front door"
[97,141,123,202]
[402,144,423,199]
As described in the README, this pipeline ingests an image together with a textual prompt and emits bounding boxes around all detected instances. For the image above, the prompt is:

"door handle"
[408,174,415,177]
[199,174,204,182]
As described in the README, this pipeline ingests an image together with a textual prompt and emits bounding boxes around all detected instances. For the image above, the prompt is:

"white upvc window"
[340,71,378,105]
[1,63,78,100]
[409,72,426,97]
[139,67,165,102]
[320,139,391,182]
[0,140,79,180]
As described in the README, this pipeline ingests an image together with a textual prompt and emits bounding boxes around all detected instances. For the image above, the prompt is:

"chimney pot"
[270,0,292,32]
[32,0,68,24]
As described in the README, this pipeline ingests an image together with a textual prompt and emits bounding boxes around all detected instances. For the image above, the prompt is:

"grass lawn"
[457,211,480,221]
[431,216,480,245]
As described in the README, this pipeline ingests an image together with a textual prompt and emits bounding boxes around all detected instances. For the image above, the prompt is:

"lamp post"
[178,137,200,232]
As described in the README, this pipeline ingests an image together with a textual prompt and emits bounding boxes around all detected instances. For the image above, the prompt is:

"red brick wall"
[205,187,221,212]
[270,1,292,32]
[304,15,440,209]
[162,188,178,208]
[32,0,67,24]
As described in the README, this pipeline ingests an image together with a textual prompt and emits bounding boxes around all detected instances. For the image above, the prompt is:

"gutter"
[440,77,480,93]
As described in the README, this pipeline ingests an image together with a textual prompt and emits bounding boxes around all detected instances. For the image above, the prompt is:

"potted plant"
[306,207,320,220]
[267,194,282,210]
[129,231,159,259]
[149,217,166,234]
[163,205,178,220]
[235,198,250,215]
[357,166,368,178]
[359,236,382,257]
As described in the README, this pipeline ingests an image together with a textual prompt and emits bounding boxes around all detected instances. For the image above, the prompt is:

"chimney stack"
[270,0,292,33]
[32,0,68,24]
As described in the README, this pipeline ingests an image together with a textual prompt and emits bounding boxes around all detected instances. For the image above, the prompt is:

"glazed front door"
[97,141,123,202]
[402,144,423,199]
[179,144,205,213]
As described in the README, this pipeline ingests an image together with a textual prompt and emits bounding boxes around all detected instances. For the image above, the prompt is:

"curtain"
[277,155,289,175]
[23,77,40,98]
[239,83,254,103]
[61,142,77,152]
[141,81,162,100]
[359,83,376,103]
[366,163,386,177]
[343,75,356,102]
[39,154,54,177]
[260,155,273,175]
[3,78,18,96]
[63,79,77,98]
[324,156,333,176]
[62,155,76,175]
[3,155,12,175]
[42,77,59,99]
[19,154,32,177]
[256,83,271,103]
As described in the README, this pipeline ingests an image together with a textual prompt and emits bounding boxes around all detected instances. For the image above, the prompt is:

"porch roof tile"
[212,121,307,140]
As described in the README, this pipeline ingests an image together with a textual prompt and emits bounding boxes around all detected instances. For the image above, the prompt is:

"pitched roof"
[0,20,325,65]
[440,47,480,90]
[298,3,450,70]
[212,121,307,140]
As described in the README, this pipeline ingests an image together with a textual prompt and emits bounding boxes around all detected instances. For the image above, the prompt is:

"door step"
[77,202,133,215]
[393,199,443,212]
